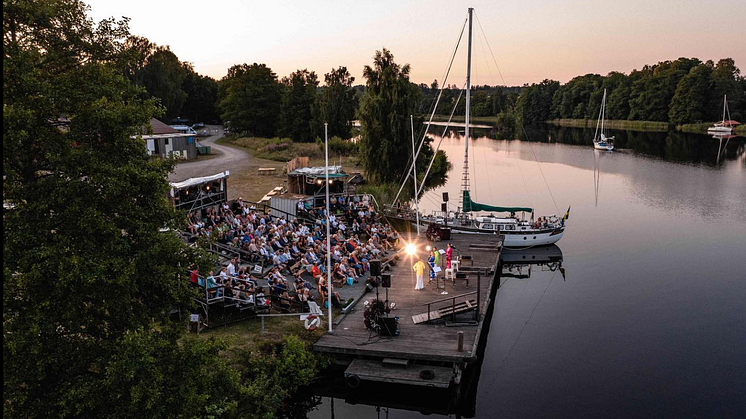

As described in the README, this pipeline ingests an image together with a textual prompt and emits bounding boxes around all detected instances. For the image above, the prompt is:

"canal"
[305,125,746,418]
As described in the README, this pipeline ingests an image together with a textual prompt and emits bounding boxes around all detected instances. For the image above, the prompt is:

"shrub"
[316,136,358,156]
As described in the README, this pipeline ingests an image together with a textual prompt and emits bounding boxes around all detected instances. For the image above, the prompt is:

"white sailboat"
[387,8,569,247]
[593,89,614,151]
[708,95,739,134]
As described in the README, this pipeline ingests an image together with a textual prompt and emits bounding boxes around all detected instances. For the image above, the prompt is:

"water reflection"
[500,245,565,280]
[713,133,737,165]
[592,150,605,207]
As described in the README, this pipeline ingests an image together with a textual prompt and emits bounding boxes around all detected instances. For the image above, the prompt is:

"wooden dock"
[313,233,503,387]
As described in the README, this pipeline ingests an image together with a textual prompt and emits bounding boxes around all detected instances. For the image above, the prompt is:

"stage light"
[328,180,333,184]
[405,243,416,255]
[206,185,210,191]
[317,179,322,185]
[426,245,432,251]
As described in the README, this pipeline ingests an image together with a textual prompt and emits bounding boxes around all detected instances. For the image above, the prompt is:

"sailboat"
[708,95,739,134]
[593,89,614,151]
[386,8,568,247]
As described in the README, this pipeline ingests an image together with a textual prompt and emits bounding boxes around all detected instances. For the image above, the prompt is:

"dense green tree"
[604,71,634,120]
[3,1,241,417]
[709,58,744,121]
[628,58,700,121]
[358,48,450,188]
[218,63,282,136]
[277,69,320,142]
[470,90,492,117]
[550,74,604,119]
[181,69,220,123]
[139,46,189,120]
[513,79,560,125]
[669,63,714,124]
[321,66,357,139]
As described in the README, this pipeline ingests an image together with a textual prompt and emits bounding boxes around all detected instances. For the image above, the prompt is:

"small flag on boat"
[563,206,571,221]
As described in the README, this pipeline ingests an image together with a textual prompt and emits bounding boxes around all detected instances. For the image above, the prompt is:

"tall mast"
[411,115,420,235]
[723,94,727,124]
[600,89,607,136]
[459,7,473,212]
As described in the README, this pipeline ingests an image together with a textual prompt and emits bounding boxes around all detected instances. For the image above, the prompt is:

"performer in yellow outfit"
[413,257,426,290]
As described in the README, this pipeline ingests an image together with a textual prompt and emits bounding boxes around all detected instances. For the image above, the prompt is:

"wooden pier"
[313,233,503,388]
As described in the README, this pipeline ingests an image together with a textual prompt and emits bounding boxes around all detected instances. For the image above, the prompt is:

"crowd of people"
[187,194,400,311]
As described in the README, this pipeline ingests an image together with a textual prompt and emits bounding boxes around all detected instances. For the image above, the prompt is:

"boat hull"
[502,228,564,247]
[708,127,733,133]
[593,142,614,151]
[402,218,565,247]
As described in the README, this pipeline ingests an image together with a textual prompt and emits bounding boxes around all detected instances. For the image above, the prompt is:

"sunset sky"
[86,0,746,86]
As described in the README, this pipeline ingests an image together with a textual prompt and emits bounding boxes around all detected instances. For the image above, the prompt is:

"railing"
[423,290,478,323]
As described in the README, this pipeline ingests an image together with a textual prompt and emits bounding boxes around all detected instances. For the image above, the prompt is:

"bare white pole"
[411,115,420,236]
[324,123,333,333]
[460,7,473,212]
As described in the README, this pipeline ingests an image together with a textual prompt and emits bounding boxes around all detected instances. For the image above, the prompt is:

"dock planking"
[313,233,503,364]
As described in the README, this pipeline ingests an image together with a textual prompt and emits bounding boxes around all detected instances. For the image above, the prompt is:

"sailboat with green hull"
[385,8,569,247]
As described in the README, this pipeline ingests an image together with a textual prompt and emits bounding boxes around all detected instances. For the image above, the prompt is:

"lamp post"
[325,123,333,333]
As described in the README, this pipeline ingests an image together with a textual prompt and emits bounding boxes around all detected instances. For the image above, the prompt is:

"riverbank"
[432,115,746,135]
[547,119,746,134]
[432,114,498,125]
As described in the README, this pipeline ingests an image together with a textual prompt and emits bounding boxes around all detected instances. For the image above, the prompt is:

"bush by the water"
[316,136,358,156]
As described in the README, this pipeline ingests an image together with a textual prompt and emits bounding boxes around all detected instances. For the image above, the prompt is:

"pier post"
[457,331,464,352]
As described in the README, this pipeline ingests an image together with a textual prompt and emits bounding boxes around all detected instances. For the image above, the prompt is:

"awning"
[170,171,229,190]
[289,166,344,176]
[462,190,533,213]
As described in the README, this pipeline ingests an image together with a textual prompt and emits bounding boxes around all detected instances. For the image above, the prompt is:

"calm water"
[306,126,746,419]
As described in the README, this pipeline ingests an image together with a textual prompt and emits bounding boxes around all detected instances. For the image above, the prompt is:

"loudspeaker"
[381,273,391,288]
[442,192,449,202]
[441,203,448,212]
[377,317,399,337]
[370,259,382,277]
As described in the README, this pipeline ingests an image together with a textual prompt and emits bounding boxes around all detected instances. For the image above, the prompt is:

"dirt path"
[168,125,250,183]
[169,126,286,201]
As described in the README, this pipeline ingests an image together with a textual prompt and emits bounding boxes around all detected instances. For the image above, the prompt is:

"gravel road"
[168,125,250,182]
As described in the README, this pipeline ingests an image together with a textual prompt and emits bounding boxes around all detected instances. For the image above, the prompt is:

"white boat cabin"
[474,216,520,231]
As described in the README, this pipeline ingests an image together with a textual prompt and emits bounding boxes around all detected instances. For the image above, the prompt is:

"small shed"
[269,194,313,221]
[137,118,198,160]
[287,165,349,196]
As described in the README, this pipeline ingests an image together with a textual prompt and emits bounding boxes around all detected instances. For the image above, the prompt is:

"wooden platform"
[314,234,503,366]
[345,359,453,388]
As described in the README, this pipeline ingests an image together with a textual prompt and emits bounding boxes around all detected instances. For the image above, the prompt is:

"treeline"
[123,37,220,123]
[513,58,745,125]
[417,82,522,117]
[218,64,357,140]
[218,49,451,196]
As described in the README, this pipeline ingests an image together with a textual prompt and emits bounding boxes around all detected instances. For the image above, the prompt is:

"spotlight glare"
[405,243,417,255]
[425,245,432,251]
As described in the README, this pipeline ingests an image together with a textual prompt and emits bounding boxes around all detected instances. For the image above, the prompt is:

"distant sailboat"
[708,95,739,134]
[593,89,614,151]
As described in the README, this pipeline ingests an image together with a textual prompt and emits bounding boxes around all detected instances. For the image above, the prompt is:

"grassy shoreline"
[431,114,745,135]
